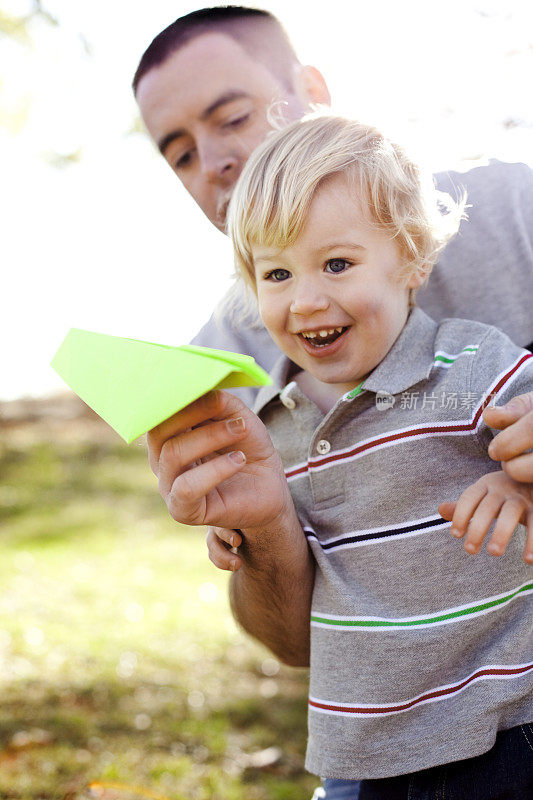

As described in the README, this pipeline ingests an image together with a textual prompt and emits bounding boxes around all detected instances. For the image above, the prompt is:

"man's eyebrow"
[158,90,251,155]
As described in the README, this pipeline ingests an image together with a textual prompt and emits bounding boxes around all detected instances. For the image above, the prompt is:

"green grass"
[0,422,314,799]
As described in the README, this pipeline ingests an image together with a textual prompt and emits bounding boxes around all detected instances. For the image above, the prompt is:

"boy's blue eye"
[325,258,350,274]
[266,268,291,282]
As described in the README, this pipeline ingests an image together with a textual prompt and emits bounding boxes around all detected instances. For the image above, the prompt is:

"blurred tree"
[0,0,88,163]
[0,0,58,43]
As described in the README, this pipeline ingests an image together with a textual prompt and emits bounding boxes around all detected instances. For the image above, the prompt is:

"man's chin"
[213,216,227,234]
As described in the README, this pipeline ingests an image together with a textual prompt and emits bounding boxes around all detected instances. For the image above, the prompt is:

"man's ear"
[292,65,331,108]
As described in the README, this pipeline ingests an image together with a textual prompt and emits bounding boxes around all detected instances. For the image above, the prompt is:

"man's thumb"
[498,392,533,417]
[484,392,533,430]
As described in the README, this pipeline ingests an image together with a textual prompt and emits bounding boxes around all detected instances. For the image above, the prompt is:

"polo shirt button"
[281,396,296,410]
[316,439,331,455]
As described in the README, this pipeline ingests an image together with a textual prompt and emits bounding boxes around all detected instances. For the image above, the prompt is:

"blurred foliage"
[0,0,88,163]
[0,416,314,799]
[0,1,58,43]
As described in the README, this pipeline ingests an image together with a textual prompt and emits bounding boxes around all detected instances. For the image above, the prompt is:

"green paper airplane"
[51,328,271,443]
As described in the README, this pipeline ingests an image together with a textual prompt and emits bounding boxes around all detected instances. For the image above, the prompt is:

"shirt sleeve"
[419,161,533,348]
[190,281,282,408]
[472,325,533,452]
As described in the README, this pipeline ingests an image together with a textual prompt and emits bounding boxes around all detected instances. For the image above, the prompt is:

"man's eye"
[325,258,351,274]
[224,113,250,130]
[265,268,291,282]
[175,150,194,170]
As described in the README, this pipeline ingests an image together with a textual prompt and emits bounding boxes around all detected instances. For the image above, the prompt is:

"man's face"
[136,33,306,232]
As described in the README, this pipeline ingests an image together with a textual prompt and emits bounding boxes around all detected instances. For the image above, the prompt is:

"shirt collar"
[253,307,438,413]
[253,354,297,414]
[363,307,438,395]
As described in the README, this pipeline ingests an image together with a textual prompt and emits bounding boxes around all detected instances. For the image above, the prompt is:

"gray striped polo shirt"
[254,308,533,780]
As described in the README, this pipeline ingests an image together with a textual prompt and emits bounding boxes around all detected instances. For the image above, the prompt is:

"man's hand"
[148,390,313,667]
[484,392,533,483]
[147,390,293,532]
[439,470,533,563]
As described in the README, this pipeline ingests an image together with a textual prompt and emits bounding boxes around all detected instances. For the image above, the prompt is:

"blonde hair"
[227,114,466,292]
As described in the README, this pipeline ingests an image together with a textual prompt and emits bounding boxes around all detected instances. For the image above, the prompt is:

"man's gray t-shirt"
[192,160,533,406]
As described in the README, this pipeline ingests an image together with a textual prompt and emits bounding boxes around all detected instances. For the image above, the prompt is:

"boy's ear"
[406,268,427,290]
[292,64,331,108]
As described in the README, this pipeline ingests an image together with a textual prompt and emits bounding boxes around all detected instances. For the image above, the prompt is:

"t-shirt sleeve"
[420,161,533,347]
[189,281,282,408]
[472,325,533,451]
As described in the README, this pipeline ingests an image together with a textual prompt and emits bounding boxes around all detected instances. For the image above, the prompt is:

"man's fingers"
[147,392,220,474]
[486,499,527,557]
[157,417,247,498]
[206,527,242,572]
[501,452,533,483]
[484,392,533,431]
[488,410,533,462]
[524,514,533,564]
[166,450,246,524]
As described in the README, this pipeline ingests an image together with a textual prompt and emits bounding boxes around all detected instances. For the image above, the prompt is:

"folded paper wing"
[51,328,271,443]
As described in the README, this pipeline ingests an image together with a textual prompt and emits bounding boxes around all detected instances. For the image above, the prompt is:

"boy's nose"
[289,287,330,316]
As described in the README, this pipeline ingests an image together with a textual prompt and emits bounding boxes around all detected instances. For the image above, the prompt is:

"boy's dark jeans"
[321,723,533,800]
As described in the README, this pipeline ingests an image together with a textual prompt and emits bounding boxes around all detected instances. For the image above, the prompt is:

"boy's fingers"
[462,493,506,554]
[486,498,527,557]
[166,451,246,524]
[448,483,487,539]
[206,528,242,571]
[157,418,247,499]
[209,526,242,548]
[438,501,456,521]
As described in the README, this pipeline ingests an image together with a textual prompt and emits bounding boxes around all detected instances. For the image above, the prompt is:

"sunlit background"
[1,0,532,400]
[0,3,531,795]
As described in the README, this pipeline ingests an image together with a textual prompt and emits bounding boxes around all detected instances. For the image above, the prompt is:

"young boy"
[151,116,533,796]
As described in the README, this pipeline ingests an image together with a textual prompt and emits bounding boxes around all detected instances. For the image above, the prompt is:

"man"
[135,5,533,662]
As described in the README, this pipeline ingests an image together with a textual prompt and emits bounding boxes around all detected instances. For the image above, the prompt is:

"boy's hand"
[439,471,533,563]
[147,390,291,532]
[206,526,243,572]
[484,393,533,483]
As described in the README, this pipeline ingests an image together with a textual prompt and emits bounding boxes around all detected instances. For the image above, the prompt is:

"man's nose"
[199,143,239,184]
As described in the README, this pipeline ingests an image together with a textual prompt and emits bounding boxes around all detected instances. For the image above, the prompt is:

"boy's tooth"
[303,327,346,340]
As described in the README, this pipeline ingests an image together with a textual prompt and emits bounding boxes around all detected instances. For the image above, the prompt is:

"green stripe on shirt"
[434,345,479,365]
[311,581,533,630]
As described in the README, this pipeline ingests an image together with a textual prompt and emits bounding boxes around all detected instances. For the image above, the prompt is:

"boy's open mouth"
[298,326,349,347]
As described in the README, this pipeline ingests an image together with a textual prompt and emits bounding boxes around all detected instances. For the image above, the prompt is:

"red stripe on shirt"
[308,663,533,716]
[285,354,533,480]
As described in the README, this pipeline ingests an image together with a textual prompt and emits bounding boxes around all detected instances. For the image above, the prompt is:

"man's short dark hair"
[132,5,300,95]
